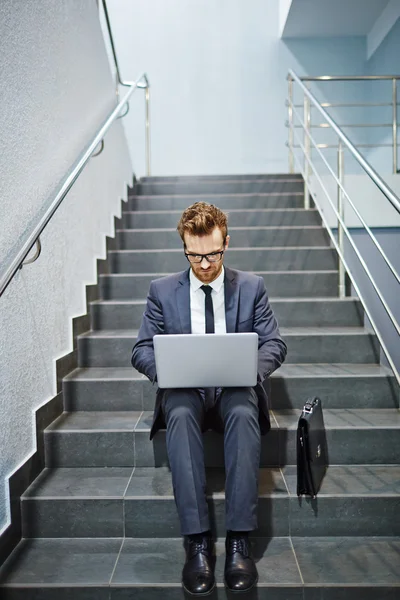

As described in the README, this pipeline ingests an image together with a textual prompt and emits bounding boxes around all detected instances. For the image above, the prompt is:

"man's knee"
[220,387,259,422]
[162,388,203,426]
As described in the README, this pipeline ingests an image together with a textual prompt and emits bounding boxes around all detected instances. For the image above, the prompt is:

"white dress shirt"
[189,267,227,334]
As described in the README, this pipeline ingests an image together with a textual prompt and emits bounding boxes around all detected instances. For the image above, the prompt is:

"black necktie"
[201,285,215,334]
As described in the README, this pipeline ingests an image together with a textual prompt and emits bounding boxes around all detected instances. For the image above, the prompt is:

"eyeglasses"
[185,250,225,264]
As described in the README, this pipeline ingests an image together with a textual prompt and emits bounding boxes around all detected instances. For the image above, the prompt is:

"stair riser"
[128,194,304,211]
[21,496,398,538]
[109,249,338,273]
[90,300,363,330]
[44,428,400,468]
[139,174,303,182]
[116,228,330,250]
[134,181,304,195]
[99,272,340,300]
[122,210,321,229]
[63,375,398,412]
[77,333,379,367]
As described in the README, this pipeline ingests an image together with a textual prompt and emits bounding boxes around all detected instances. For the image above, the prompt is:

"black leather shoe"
[224,533,258,593]
[182,533,216,596]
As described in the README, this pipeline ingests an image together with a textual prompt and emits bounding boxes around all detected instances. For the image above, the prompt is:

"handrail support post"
[303,91,311,209]
[145,86,151,176]
[337,140,346,298]
[288,76,294,173]
[393,78,398,174]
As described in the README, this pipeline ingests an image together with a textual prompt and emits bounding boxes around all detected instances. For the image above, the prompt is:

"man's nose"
[200,256,210,268]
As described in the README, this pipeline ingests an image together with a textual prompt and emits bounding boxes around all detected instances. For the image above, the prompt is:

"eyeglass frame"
[184,242,226,264]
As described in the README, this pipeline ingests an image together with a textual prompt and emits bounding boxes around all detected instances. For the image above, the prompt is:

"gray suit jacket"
[131,266,287,439]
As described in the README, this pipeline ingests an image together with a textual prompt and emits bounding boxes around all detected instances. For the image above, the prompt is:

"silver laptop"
[153,332,258,389]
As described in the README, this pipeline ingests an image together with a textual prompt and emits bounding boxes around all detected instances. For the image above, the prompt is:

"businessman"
[132,201,287,595]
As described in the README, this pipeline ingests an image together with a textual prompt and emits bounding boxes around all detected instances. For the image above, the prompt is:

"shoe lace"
[228,536,249,558]
[187,537,209,559]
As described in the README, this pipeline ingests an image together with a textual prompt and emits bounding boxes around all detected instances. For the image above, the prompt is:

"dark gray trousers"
[162,387,261,536]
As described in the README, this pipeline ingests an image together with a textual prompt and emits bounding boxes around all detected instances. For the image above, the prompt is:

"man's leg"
[162,388,215,596]
[217,386,260,592]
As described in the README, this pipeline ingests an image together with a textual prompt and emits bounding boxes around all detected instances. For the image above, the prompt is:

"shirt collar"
[190,266,225,293]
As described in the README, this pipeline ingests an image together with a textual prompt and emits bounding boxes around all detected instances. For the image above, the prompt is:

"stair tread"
[123,207,317,215]
[1,536,399,587]
[45,409,400,433]
[130,191,304,198]
[116,225,325,232]
[22,465,400,499]
[109,245,333,253]
[91,297,359,306]
[100,269,339,276]
[78,327,375,338]
[64,363,394,382]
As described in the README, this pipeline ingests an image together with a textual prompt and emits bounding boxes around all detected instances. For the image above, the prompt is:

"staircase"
[1,174,399,599]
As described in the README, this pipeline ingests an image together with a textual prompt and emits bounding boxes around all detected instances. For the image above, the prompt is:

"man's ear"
[225,235,230,249]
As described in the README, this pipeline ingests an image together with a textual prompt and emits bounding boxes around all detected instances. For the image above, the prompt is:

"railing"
[0,0,150,298]
[288,74,399,174]
[286,69,400,387]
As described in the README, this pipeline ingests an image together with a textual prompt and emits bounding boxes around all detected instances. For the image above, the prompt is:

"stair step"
[43,409,400,468]
[115,226,330,249]
[99,270,340,299]
[77,327,380,367]
[1,536,399,598]
[63,364,398,412]
[108,247,338,273]
[90,297,363,330]
[134,179,304,196]
[128,192,305,210]
[122,208,321,228]
[21,466,400,538]
[138,173,303,182]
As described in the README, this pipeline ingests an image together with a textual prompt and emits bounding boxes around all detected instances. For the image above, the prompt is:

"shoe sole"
[182,581,216,596]
[223,575,259,594]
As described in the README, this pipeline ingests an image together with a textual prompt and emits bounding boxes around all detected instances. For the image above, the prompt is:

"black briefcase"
[297,397,328,498]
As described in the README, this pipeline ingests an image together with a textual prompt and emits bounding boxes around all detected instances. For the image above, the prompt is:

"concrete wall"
[0,0,132,532]
[107,0,367,176]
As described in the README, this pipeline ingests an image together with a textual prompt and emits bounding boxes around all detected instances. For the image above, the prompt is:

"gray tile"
[45,431,134,467]
[273,408,400,430]
[124,496,289,538]
[214,537,302,584]
[289,496,400,536]
[0,538,122,585]
[46,411,141,431]
[293,537,400,584]
[125,467,287,497]
[134,427,282,468]
[112,537,302,586]
[0,589,110,600]
[22,498,123,537]
[112,538,184,584]
[23,468,133,497]
[303,586,400,600]
[283,466,400,496]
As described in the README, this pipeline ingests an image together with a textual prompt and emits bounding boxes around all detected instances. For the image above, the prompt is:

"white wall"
[0,0,132,532]
[107,0,367,176]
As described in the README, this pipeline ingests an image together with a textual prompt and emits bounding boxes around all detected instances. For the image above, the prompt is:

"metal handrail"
[0,0,152,299]
[286,69,400,387]
[300,75,400,81]
[291,72,399,174]
[288,70,400,214]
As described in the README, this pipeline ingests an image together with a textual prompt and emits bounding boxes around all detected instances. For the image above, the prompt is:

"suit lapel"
[224,266,239,333]
[176,269,191,333]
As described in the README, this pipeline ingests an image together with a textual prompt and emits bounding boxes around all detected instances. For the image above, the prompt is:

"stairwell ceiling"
[281,0,391,38]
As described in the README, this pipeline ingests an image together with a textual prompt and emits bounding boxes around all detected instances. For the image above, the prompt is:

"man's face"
[184,227,230,284]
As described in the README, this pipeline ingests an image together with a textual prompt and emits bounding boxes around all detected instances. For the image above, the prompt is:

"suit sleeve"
[131,281,164,383]
[254,276,287,382]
